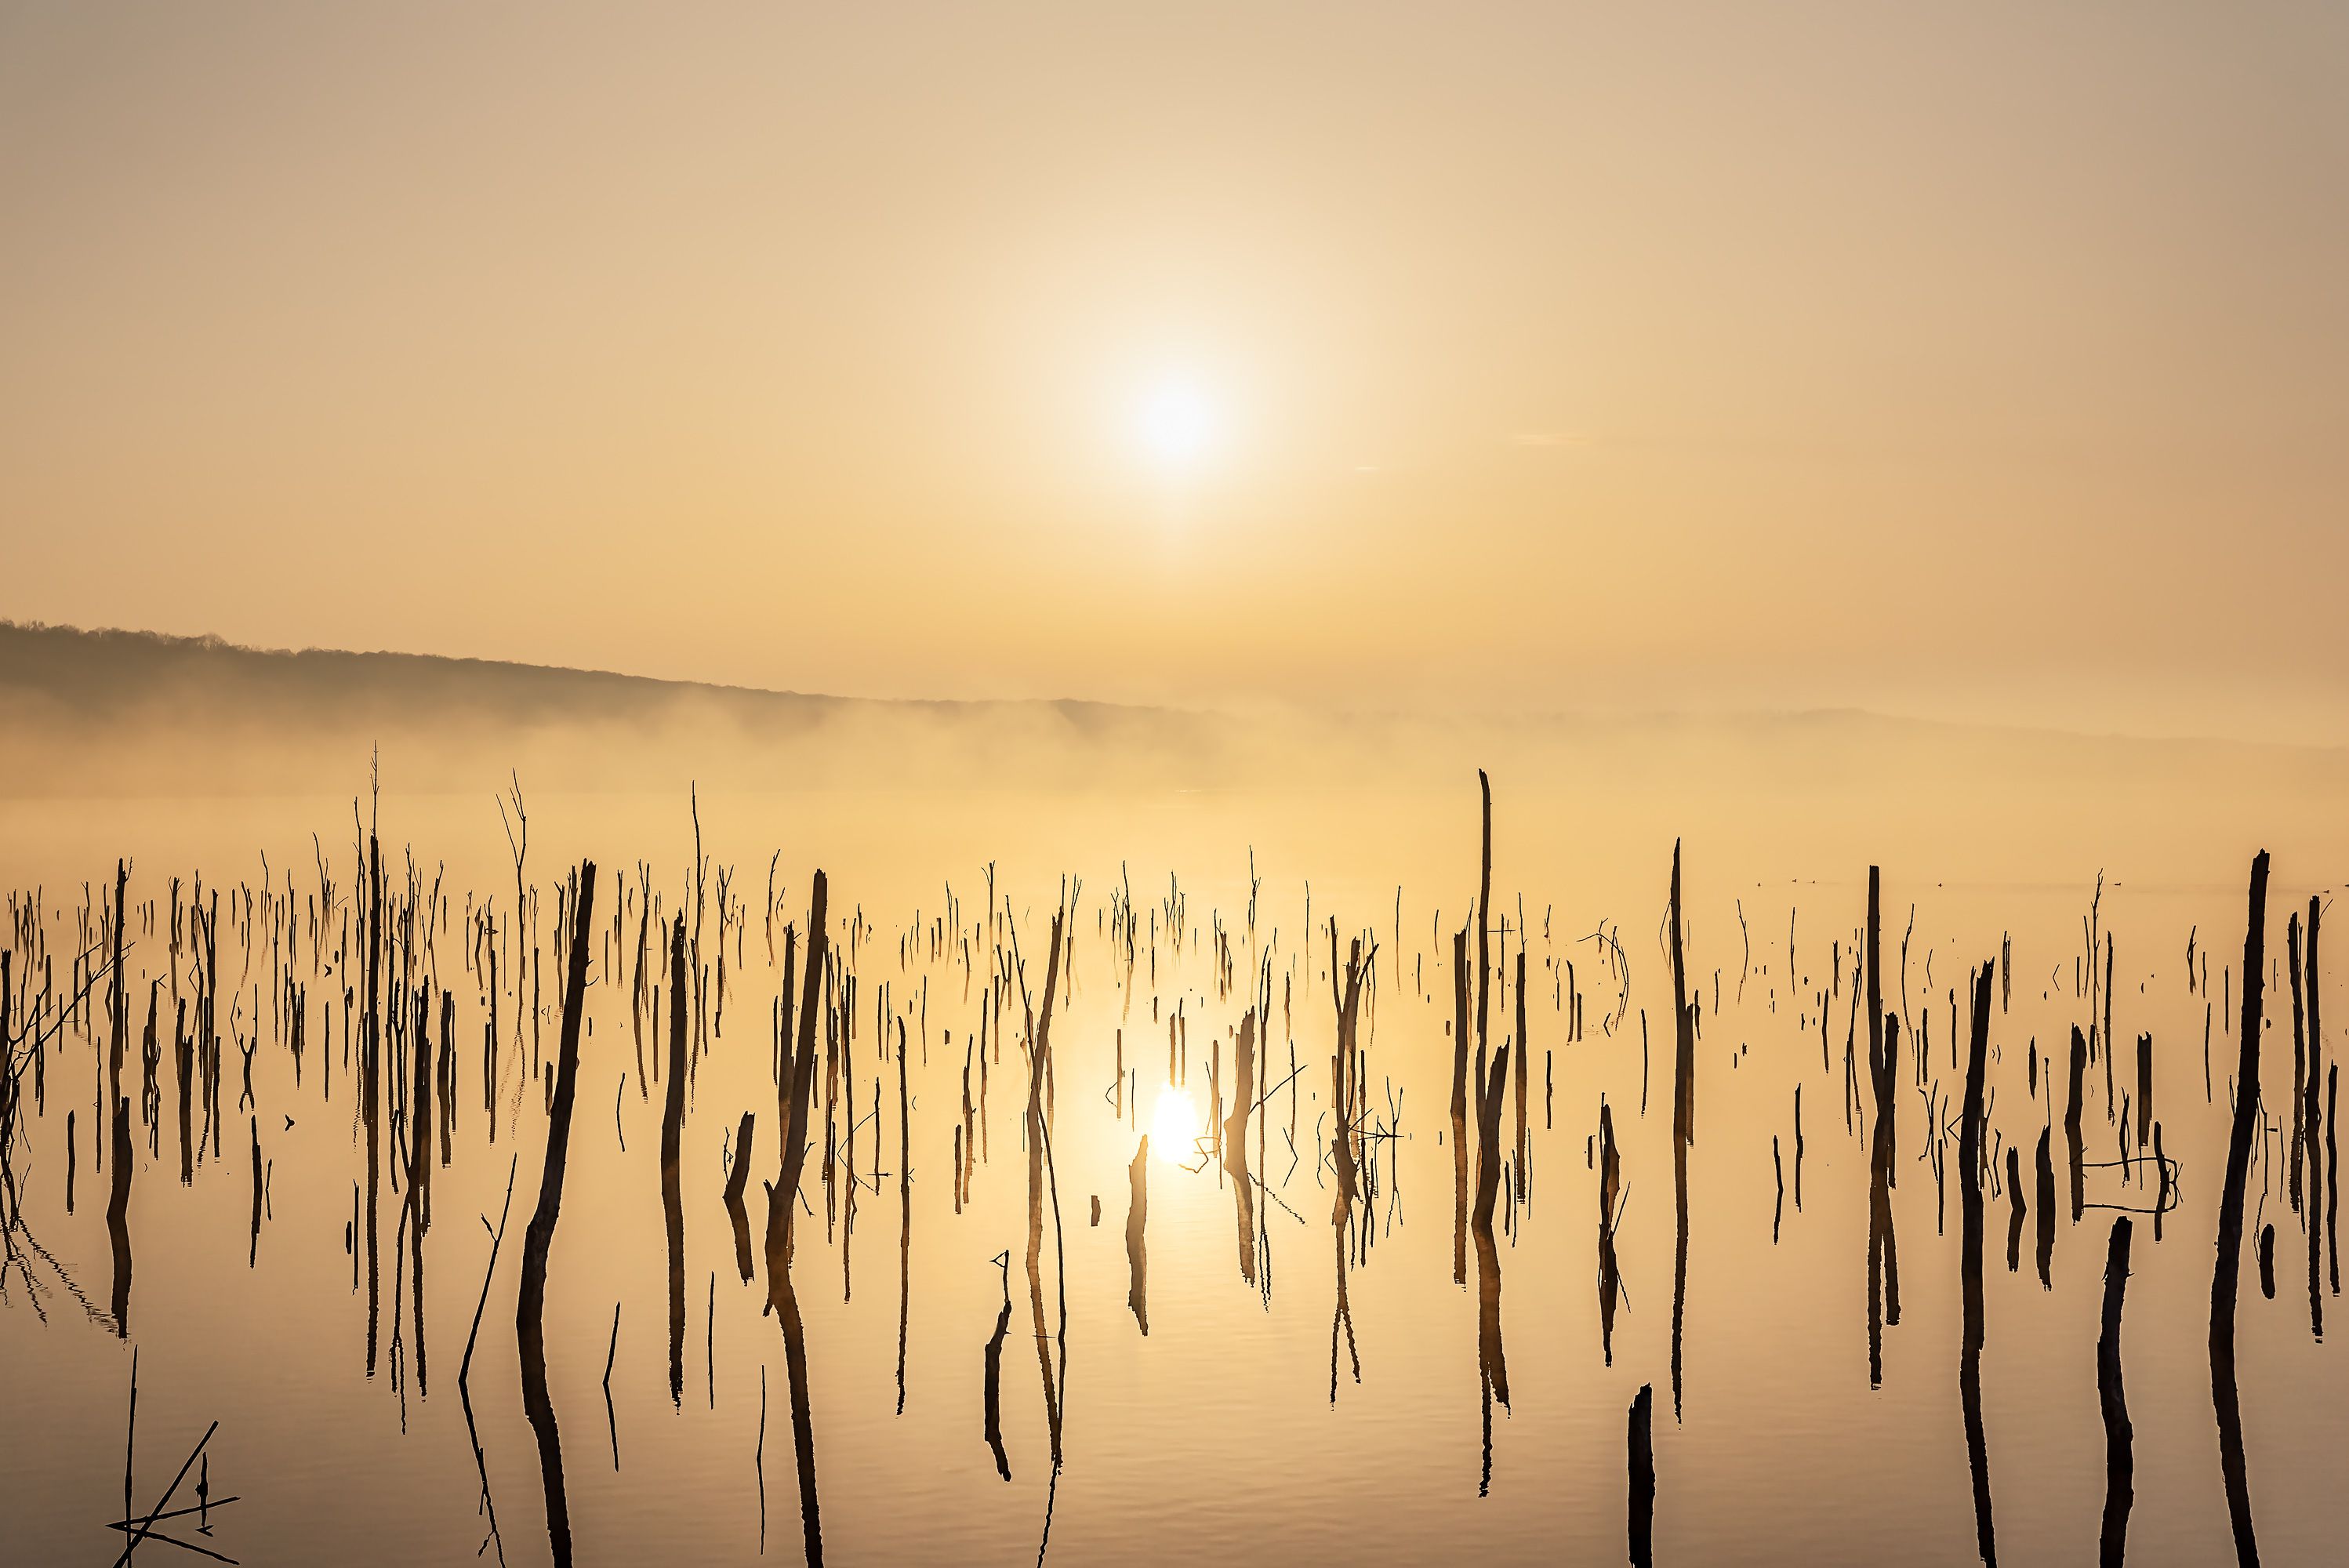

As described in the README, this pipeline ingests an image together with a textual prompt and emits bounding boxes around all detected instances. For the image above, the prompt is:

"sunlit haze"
[4,4,2345,736]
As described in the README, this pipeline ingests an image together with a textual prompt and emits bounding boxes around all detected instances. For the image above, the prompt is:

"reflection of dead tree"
[2,1216,115,1330]
[1597,1100,1625,1364]
[1124,1135,1149,1335]
[2080,1151,2185,1218]
[689,787,708,1071]
[4,942,114,1193]
[714,863,735,1041]
[982,1253,1012,1481]
[497,771,528,988]
[1579,922,1632,1035]
[2,941,119,1314]
[1327,924,1378,1250]
[458,1156,518,1568]
[1007,897,1070,1465]
[1735,899,1751,1002]
[764,851,782,967]
[2211,851,2267,1566]
[515,859,595,1568]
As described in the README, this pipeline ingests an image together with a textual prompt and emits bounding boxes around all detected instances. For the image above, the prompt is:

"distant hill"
[0,621,1234,795]
[4,623,2345,863]
[0,619,1182,736]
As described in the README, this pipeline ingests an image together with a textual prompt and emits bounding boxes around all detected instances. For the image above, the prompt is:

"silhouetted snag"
[631,874,652,1099]
[663,915,688,1406]
[1329,916,1371,1367]
[248,1115,262,1269]
[1864,867,1888,1169]
[897,1016,912,1416]
[1959,963,1995,1567]
[1021,904,1070,1464]
[111,1380,227,1567]
[1125,1134,1149,1334]
[724,1110,757,1283]
[767,871,828,1290]
[1628,1382,1655,1568]
[0,955,15,1226]
[724,1110,757,1207]
[138,984,158,1155]
[1227,1011,1258,1284]
[363,833,383,1377]
[2005,1146,2025,1274]
[174,1011,193,1185]
[1793,1082,1804,1210]
[2210,850,2267,1566]
[410,988,434,1237]
[107,859,128,1167]
[2114,929,2133,1112]
[2098,1216,2135,1568]
[2306,897,2325,1339]
[515,857,594,1568]
[2066,1026,2089,1223]
[1598,1100,1621,1365]
[1513,946,1530,1206]
[1864,866,1902,1385]
[957,1042,975,1213]
[107,1094,132,1335]
[1670,842,1695,1152]
[2035,1127,2056,1289]
[441,989,457,1167]
[2289,912,2307,1214]
[1450,926,1470,1287]
[1473,1043,1509,1236]
[2154,1121,2171,1243]
[1668,841,1694,1419]
[841,1085,861,1304]
[1476,770,1494,1109]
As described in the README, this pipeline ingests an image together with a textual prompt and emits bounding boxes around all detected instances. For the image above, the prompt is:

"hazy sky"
[4,3,2344,739]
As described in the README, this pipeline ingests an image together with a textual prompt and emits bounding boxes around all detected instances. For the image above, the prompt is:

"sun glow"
[1133,379,1221,472]
[1149,1085,1201,1160]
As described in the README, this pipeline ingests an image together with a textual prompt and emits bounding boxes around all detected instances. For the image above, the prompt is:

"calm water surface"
[2,784,2344,1565]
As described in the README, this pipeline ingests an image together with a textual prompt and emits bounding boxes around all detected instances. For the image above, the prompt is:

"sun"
[1133,379,1221,472]
[1149,1085,1201,1160]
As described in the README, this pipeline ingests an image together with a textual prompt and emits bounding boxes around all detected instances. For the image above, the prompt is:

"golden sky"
[3,3,2344,738]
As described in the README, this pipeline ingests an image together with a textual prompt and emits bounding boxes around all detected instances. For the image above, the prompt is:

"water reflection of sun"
[1149,1086,1200,1161]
